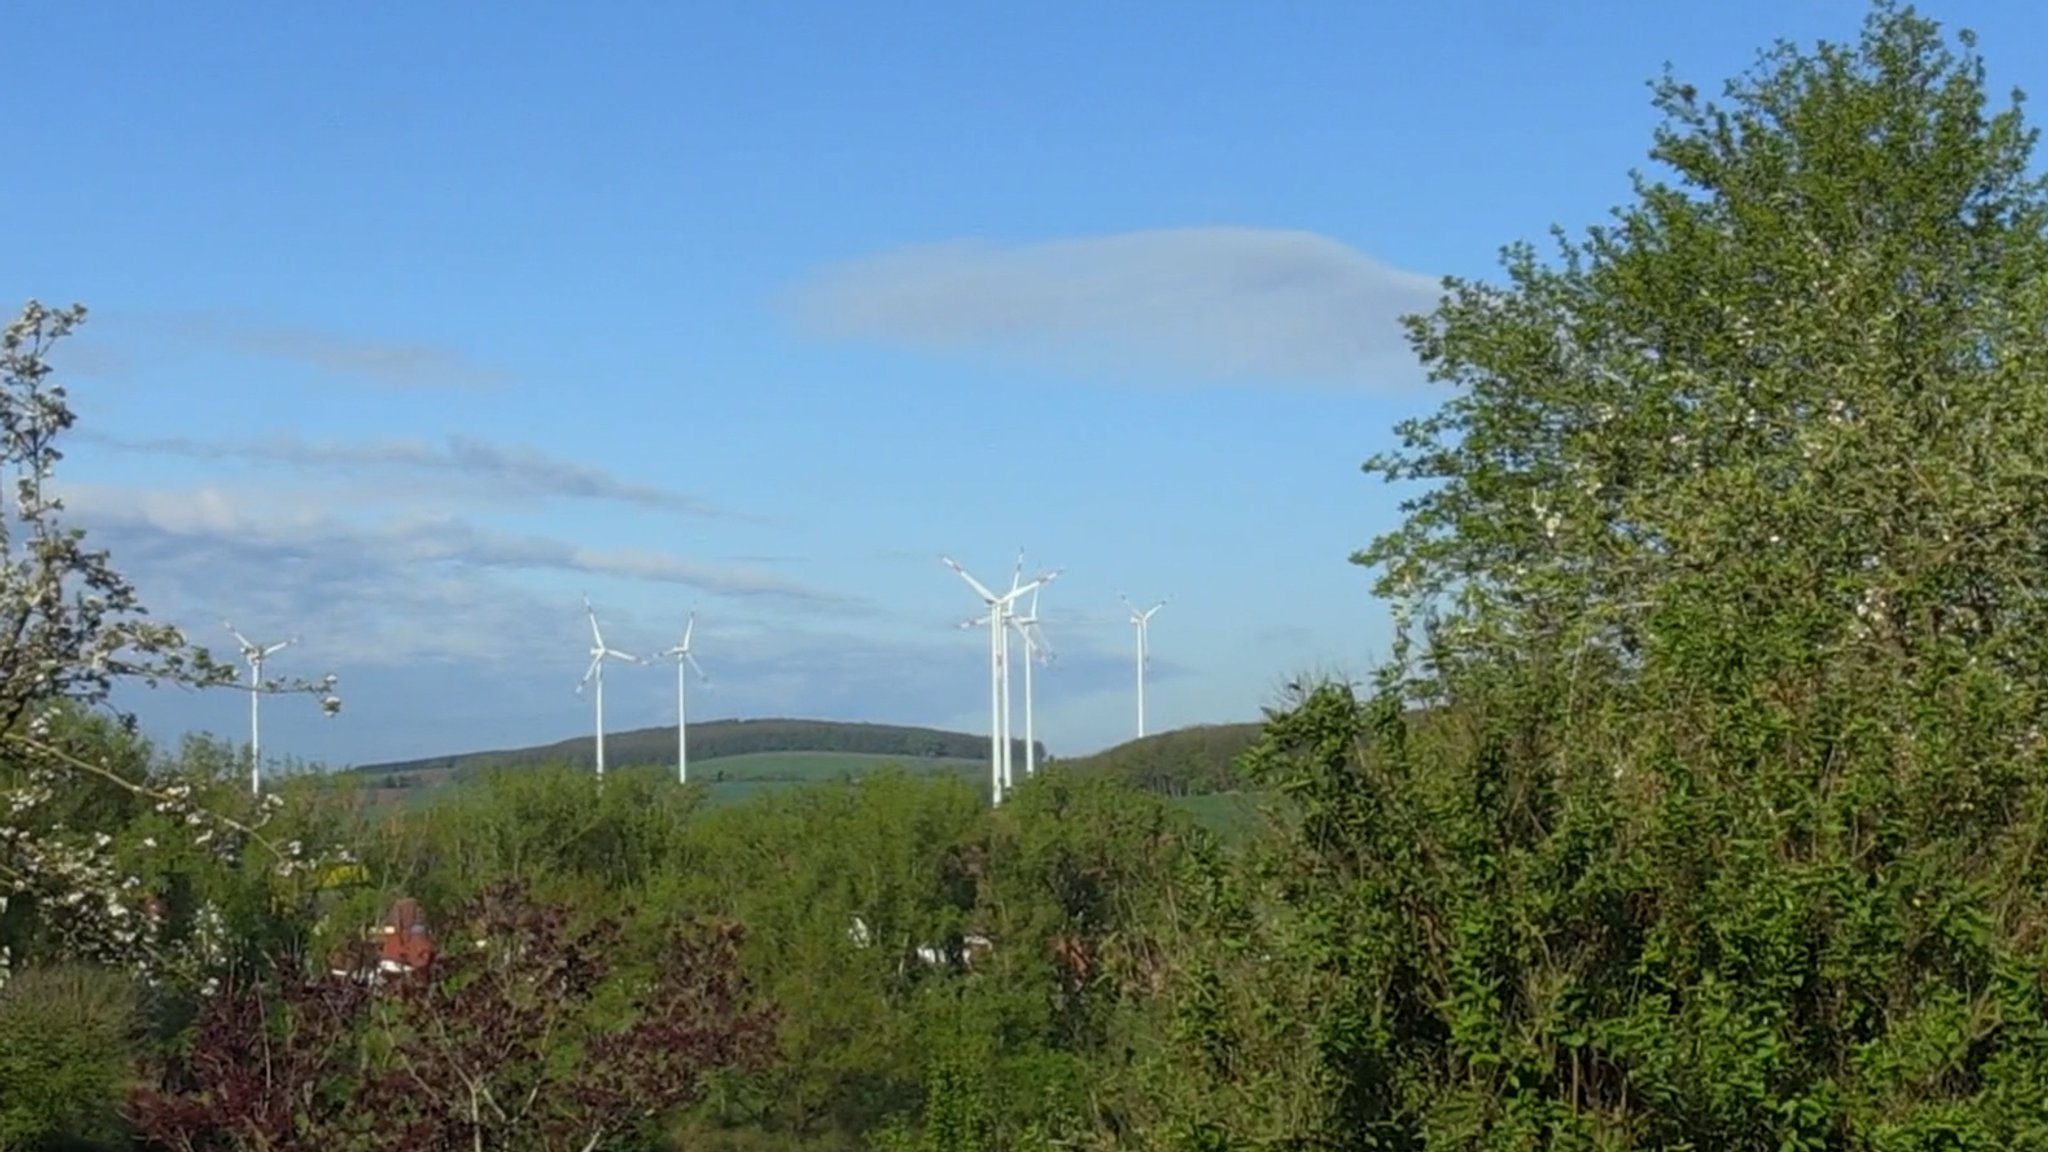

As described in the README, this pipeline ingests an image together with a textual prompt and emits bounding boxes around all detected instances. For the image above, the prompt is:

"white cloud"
[787,226,1441,385]
[54,483,860,644]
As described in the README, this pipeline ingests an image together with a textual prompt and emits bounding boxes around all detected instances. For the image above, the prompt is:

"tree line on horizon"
[12,3,2048,1148]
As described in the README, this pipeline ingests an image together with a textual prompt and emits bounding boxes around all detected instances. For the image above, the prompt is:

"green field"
[689,750,983,782]
[687,751,983,807]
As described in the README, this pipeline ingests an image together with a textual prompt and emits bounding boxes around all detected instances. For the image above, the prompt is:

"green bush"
[0,966,141,1152]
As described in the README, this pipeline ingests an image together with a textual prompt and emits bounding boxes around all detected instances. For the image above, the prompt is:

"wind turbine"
[959,557,1054,791]
[1010,579,1055,781]
[652,611,709,784]
[943,553,1059,806]
[224,621,296,797]
[575,595,639,780]
[1119,594,1168,738]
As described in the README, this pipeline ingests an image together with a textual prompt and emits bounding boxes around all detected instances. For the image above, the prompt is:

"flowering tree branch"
[0,298,346,988]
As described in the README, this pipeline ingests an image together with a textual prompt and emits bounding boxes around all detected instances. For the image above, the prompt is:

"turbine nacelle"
[224,620,297,663]
[1118,593,1169,625]
[653,611,710,682]
[943,554,1061,611]
[574,595,639,694]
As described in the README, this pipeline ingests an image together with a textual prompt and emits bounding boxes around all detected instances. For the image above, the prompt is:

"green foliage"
[1057,724,1263,797]
[1359,1,2048,685]
[1134,5,2048,1149]
[405,762,705,907]
[868,1058,996,1152]
[0,965,140,1151]
[664,773,989,1148]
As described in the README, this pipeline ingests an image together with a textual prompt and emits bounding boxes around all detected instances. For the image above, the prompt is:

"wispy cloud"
[787,226,1442,386]
[106,310,506,392]
[81,431,743,520]
[55,483,858,632]
[218,323,503,391]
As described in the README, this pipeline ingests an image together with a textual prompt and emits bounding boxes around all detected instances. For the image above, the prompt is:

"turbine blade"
[583,594,604,648]
[942,556,1000,604]
[682,611,696,650]
[1004,569,1060,604]
[1009,548,1026,595]
[1028,621,1053,656]
[685,652,709,681]
[576,654,602,692]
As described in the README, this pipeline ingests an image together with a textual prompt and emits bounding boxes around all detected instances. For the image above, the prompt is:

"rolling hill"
[342,716,1270,818]
[345,718,1042,794]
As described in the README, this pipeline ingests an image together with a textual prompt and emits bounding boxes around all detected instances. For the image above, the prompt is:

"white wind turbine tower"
[943,553,1059,807]
[1119,594,1168,738]
[652,611,710,784]
[224,621,297,797]
[575,595,639,780]
[1010,577,1055,782]
[959,553,1058,792]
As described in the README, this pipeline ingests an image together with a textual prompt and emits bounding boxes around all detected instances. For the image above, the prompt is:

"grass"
[688,751,982,808]
[690,751,983,783]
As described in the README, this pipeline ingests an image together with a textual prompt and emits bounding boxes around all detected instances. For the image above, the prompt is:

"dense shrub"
[0,965,141,1151]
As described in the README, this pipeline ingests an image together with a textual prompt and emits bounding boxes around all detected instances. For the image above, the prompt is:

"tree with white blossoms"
[0,299,345,990]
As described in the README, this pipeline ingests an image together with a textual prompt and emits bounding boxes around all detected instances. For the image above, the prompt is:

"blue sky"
[6,0,2042,768]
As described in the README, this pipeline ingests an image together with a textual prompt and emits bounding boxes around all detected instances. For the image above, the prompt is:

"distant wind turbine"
[652,611,710,784]
[944,552,1059,806]
[1009,577,1055,782]
[1119,594,1168,738]
[575,595,639,780]
[961,556,1055,790]
[224,620,296,797]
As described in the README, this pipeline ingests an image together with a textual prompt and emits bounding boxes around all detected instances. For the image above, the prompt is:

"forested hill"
[347,718,1040,783]
[1056,722,1263,796]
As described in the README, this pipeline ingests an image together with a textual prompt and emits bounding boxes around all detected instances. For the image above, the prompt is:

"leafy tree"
[411,763,705,914]
[1140,5,2048,1149]
[1358,2,2048,691]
